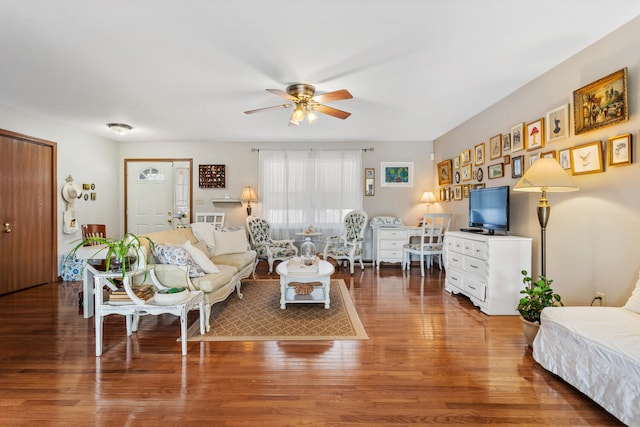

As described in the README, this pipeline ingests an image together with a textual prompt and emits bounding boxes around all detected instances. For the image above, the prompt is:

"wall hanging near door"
[199,164,226,188]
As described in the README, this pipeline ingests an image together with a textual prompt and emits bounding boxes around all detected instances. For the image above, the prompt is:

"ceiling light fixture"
[107,123,133,136]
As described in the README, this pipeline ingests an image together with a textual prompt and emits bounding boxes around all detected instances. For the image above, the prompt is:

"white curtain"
[259,149,363,240]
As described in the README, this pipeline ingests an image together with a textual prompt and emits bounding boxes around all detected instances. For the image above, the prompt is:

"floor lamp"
[514,158,578,277]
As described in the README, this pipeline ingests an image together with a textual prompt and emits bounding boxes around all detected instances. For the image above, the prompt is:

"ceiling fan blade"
[313,104,351,120]
[244,104,290,114]
[312,89,353,103]
[266,88,297,101]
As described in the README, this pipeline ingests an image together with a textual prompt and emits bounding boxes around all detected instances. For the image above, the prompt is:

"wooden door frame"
[0,128,58,284]
[124,158,193,233]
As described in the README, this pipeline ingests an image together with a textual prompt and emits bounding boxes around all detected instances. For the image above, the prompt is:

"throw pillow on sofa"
[213,229,249,255]
[181,240,220,274]
[153,244,205,278]
[190,222,216,255]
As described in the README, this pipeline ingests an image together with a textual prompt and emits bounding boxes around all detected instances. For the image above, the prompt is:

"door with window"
[125,159,192,234]
[0,129,57,295]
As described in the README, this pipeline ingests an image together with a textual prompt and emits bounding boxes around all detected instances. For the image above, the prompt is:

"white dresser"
[443,231,531,315]
[372,227,409,269]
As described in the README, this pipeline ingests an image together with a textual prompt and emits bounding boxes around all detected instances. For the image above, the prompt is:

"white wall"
[0,104,120,270]
[119,139,435,259]
[434,16,640,306]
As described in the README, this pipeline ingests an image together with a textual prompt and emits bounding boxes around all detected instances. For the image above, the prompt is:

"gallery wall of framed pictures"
[435,67,633,203]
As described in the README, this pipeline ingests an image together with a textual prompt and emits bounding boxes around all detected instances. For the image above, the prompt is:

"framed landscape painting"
[573,67,628,135]
[382,162,413,187]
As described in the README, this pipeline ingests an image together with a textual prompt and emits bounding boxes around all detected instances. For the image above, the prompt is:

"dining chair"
[402,213,452,276]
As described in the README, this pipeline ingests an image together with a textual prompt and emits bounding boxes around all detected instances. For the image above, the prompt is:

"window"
[259,149,363,239]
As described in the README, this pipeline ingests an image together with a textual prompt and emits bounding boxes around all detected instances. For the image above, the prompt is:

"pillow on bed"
[181,240,220,274]
[623,271,640,314]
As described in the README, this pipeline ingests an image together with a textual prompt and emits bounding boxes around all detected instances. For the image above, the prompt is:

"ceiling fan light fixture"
[107,123,133,135]
[292,105,305,122]
[307,109,317,123]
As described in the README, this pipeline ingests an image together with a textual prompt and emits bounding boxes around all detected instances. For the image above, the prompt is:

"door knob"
[4,222,11,233]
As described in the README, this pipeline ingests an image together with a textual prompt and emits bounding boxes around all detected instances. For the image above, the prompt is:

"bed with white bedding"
[533,306,640,426]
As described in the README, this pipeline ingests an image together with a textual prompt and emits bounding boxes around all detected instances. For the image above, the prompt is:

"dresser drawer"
[378,229,408,240]
[464,256,486,276]
[379,239,404,250]
[465,277,486,301]
[379,249,403,258]
[471,241,488,259]
[446,269,464,291]
[447,252,464,269]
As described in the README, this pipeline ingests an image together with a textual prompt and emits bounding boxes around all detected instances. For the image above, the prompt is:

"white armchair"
[323,210,368,274]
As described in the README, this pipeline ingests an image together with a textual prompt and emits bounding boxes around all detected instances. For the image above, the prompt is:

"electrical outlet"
[596,292,606,307]
[195,198,204,204]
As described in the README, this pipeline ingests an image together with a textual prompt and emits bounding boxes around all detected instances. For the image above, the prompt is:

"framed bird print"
[570,141,604,175]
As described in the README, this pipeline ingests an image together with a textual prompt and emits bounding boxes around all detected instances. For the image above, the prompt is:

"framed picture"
[436,159,452,186]
[453,156,460,169]
[541,150,556,159]
[199,164,226,188]
[502,133,511,153]
[489,134,502,160]
[608,133,631,166]
[444,187,451,202]
[462,184,470,198]
[574,67,628,135]
[454,171,460,184]
[364,168,375,196]
[546,104,570,143]
[488,163,504,179]
[503,154,511,165]
[474,142,485,166]
[381,162,414,187]
[461,164,472,182]
[474,183,486,189]
[461,149,471,165]
[453,185,463,201]
[570,141,604,175]
[512,155,524,178]
[511,123,525,152]
[439,187,447,201]
[529,152,540,166]
[526,118,545,151]
[558,149,571,169]
[476,167,483,182]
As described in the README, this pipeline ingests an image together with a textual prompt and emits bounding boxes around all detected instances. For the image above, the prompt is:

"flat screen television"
[468,185,510,234]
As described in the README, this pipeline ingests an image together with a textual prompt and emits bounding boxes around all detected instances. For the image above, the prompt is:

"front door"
[0,129,58,295]
[125,159,192,234]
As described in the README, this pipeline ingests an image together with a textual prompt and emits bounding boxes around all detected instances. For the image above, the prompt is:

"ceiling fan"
[244,83,353,125]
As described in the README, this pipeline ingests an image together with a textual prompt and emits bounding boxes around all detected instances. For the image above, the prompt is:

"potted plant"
[517,270,563,346]
[71,232,154,279]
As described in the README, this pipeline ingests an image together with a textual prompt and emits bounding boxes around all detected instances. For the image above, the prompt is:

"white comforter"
[533,306,640,426]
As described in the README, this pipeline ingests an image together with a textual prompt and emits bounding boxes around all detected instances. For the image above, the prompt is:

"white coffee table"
[276,259,335,309]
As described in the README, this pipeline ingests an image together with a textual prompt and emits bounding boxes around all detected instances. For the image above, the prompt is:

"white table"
[276,259,334,309]
[75,244,109,318]
[93,267,205,356]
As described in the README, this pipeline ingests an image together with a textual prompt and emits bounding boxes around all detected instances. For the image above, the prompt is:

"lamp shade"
[420,191,436,203]
[513,158,578,193]
[240,186,258,202]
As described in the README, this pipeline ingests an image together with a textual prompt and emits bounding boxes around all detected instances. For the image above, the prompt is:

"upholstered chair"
[323,210,368,274]
[402,213,452,276]
[245,216,298,276]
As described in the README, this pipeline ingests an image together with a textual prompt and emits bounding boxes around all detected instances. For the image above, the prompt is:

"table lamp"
[240,186,258,216]
[420,191,436,213]
[513,158,578,277]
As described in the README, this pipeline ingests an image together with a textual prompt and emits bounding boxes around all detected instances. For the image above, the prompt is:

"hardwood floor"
[0,263,623,426]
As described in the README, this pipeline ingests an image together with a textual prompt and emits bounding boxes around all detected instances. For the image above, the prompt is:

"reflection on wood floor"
[0,262,623,425]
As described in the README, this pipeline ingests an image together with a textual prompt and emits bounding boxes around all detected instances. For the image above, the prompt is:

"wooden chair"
[402,213,452,276]
[81,224,106,245]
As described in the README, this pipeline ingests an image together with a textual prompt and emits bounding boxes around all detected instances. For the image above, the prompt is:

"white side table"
[93,267,205,356]
[276,259,335,309]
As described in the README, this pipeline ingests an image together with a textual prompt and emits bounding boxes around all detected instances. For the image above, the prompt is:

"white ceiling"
[1,1,639,143]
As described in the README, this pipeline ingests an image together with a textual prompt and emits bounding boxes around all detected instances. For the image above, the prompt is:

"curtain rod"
[251,147,374,152]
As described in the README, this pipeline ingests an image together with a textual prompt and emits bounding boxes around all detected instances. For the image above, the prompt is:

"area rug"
[186,279,368,341]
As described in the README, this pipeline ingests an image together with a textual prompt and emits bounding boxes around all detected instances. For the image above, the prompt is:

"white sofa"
[533,277,640,426]
[138,226,256,331]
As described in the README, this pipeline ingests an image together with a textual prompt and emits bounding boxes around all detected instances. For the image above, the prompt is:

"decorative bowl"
[154,287,188,305]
